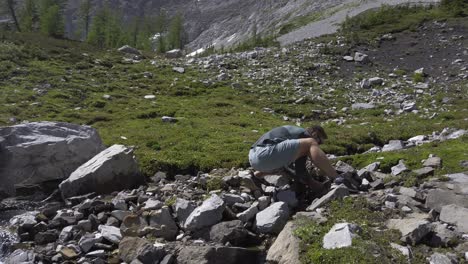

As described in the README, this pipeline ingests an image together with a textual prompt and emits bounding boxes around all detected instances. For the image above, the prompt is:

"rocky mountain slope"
[0,2,467,264]
[62,0,439,51]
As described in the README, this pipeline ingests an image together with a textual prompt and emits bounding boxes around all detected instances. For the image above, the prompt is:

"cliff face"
[62,0,345,51]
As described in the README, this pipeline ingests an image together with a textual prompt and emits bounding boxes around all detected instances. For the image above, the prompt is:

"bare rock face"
[59,145,144,198]
[0,122,104,197]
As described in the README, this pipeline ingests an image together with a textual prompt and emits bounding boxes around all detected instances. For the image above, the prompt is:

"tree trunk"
[7,0,21,32]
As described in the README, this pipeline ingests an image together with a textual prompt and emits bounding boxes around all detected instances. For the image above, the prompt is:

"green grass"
[294,197,407,264]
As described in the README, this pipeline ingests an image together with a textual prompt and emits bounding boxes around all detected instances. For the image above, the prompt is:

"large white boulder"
[0,122,104,197]
[255,202,289,234]
[59,145,143,198]
[184,194,225,231]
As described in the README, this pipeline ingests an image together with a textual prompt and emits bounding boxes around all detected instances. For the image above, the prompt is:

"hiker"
[249,125,338,193]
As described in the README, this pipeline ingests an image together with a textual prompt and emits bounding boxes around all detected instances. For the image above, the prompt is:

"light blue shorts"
[248,139,300,172]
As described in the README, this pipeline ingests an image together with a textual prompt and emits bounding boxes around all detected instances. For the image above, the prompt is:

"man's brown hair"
[306,125,328,143]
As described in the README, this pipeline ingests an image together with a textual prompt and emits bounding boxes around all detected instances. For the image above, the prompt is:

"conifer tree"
[5,0,21,32]
[78,0,92,40]
[167,13,183,50]
[19,0,37,32]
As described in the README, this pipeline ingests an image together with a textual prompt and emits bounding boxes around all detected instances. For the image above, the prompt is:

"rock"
[143,199,163,211]
[237,203,259,222]
[184,194,225,231]
[222,194,245,206]
[429,253,458,264]
[343,55,354,62]
[387,215,432,245]
[425,189,468,212]
[166,49,182,58]
[98,224,122,244]
[368,77,384,86]
[79,234,102,253]
[323,223,361,249]
[176,245,261,264]
[209,220,250,246]
[118,45,141,55]
[121,214,148,236]
[440,204,468,233]
[390,243,412,259]
[255,202,289,234]
[429,222,459,247]
[402,101,417,112]
[382,140,404,152]
[60,247,79,259]
[5,249,35,264]
[306,186,349,211]
[173,67,185,73]
[34,230,58,245]
[423,157,442,168]
[86,249,106,258]
[263,174,289,187]
[119,237,165,264]
[0,122,104,196]
[351,103,375,110]
[335,160,356,174]
[162,116,178,123]
[447,173,468,183]
[59,144,144,198]
[77,219,93,231]
[413,167,434,177]
[391,160,409,176]
[174,198,196,225]
[148,207,178,240]
[414,68,426,76]
[160,254,175,264]
[257,196,271,210]
[276,190,298,208]
[266,221,301,264]
[354,52,369,63]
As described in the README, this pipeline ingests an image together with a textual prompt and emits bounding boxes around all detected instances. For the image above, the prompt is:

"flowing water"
[0,210,23,263]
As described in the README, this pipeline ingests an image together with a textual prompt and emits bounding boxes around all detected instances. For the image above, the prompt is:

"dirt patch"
[336,18,468,80]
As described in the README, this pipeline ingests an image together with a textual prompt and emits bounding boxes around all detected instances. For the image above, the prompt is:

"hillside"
[0,2,468,264]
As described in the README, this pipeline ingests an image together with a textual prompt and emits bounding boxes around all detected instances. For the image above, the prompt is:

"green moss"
[206,176,225,192]
[412,72,425,83]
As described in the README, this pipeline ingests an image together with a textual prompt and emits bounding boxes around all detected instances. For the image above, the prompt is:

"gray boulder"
[165,49,182,58]
[391,160,409,176]
[148,207,178,240]
[276,190,298,208]
[5,249,35,264]
[176,245,261,264]
[255,202,289,234]
[266,221,301,264]
[59,144,144,198]
[387,214,432,245]
[237,203,259,222]
[440,204,468,233]
[383,140,404,152]
[323,223,361,249]
[0,121,104,197]
[118,45,141,55]
[184,194,225,231]
[354,52,369,63]
[119,237,165,264]
[429,253,458,264]
[209,220,250,246]
[351,103,375,110]
[98,224,122,244]
[174,198,196,225]
[425,189,468,212]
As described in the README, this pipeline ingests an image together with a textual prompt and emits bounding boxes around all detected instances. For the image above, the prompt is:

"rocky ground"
[0,120,467,264]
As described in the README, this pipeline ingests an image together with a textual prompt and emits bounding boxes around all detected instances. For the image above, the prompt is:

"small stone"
[237,203,259,222]
[387,215,432,245]
[440,204,468,233]
[184,194,225,231]
[98,225,122,244]
[412,167,434,177]
[391,160,409,176]
[354,52,369,63]
[323,223,361,249]
[307,186,349,211]
[343,56,354,62]
[390,243,412,259]
[144,95,156,99]
[276,190,298,208]
[173,67,185,73]
[383,140,404,152]
[429,253,457,264]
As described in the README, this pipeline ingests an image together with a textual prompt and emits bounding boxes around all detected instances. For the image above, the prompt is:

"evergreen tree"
[167,13,183,50]
[38,0,64,37]
[78,0,92,40]
[87,6,107,47]
[19,0,37,32]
